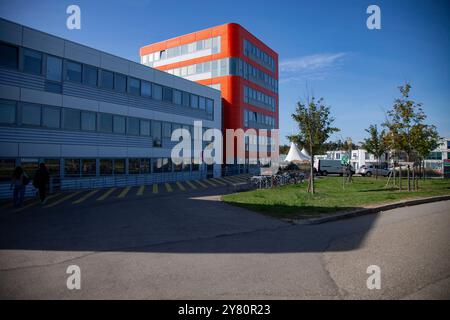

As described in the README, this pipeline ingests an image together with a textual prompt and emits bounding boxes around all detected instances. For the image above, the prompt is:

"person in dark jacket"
[11,166,28,207]
[33,163,50,204]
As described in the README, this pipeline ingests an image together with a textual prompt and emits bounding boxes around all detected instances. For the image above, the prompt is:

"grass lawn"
[222,177,450,219]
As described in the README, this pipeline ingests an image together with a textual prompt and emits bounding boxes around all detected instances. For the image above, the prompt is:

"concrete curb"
[286,195,450,225]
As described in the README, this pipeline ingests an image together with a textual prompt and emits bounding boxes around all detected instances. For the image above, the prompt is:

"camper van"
[315,159,354,176]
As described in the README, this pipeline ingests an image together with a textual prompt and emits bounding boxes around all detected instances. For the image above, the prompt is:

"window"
[62,108,81,130]
[64,158,80,176]
[0,43,18,69]
[46,55,62,81]
[141,81,152,97]
[152,84,163,100]
[162,158,172,172]
[198,96,206,110]
[99,113,113,133]
[22,103,41,126]
[140,119,150,136]
[129,158,140,174]
[128,77,140,95]
[114,159,125,174]
[125,117,139,135]
[81,159,96,177]
[173,90,182,105]
[65,60,82,82]
[206,99,214,119]
[23,48,42,75]
[190,94,199,108]
[182,91,190,107]
[153,158,163,173]
[113,115,126,134]
[141,159,150,174]
[42,106,60,128]
[163,87,173,102]
[114,73,126,93]
[100,159,113,175]
[83,65,98,86]
[100,70,114,89]
[81,111,96,131]
[0,99,16,124]
[162,122,171,138]
[152,121,162,147]
[0,159,16,182]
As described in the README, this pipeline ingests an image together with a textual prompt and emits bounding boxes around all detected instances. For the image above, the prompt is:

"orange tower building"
[140,23,278,170]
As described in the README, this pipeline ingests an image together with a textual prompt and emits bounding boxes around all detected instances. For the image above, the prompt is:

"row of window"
[426,152,443,160]
[243,39,275,72]
[0,99,211,148]
[0,158,202,181]
[243,86,276,112]
[0,42,214,120]
[244,109,276,128]
[141,36,221,67]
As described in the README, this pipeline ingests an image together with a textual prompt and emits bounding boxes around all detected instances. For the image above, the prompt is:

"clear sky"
[1,0,448,145]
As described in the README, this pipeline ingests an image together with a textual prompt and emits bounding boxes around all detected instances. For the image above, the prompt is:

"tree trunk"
[376,157,379,179]
[309,153,315,194]
[399,165,402,190]
[407,165,411,192]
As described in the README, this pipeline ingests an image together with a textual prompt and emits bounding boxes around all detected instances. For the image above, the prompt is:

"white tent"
[285,142,310,162]
[300,148,311,160]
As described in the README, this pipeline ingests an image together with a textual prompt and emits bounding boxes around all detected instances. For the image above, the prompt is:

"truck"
[314,159,354,176]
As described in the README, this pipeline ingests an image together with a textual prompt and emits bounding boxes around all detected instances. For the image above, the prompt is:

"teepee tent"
[285,142,310,162]
[300,148,311,161]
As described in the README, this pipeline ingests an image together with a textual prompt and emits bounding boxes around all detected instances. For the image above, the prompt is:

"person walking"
[10,166,29,207]
[33,163,50,204]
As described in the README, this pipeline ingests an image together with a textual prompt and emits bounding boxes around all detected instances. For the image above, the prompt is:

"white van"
[315,159,353,176]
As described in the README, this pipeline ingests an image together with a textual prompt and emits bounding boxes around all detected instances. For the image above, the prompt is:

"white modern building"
[424,138,450,173]
[318,149,388,170]
[0,18,222,199]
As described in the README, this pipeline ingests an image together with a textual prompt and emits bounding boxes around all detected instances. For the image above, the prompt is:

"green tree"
[361,125,388,179]
[291,96,339,194]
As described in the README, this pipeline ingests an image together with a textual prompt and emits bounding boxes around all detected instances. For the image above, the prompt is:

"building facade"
[0,18,222,199]
[139,23,278,171]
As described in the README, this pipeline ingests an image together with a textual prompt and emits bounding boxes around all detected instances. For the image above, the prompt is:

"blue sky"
[1,0,448,145]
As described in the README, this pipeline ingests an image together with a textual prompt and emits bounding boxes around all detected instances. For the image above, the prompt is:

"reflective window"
[173,90,182,105]
[141,159,150,173]
[100,159,113,175]
[114,73,127,93]
[22,103,41,126]
[0,99,16,124]
[141,81,152,97]
[81,111,96,131]
[46,55,62,82]
[114,159,125,174]
[163,87,173,102]
[162,122,171,138]
[64,158,80,176]
[206,99,214,120]
[62,108,81,130]
[153,158,163,173]
[198,96,206,110]
[113,115,126,134]
[129,158,140,174]
[42,106,60,128]
[99,113,113,133]
[65,60,82,82]
[152,121,162,147]
[140,119,150,136]
[127,117,139,135]
[0,159,16,182]
[43,159,60,176]
[23,48,42,75]
[162,158,172,172]
[0,43,18,69]
[190,94,199,108]
[182,91,190,107]
[100,70,114,89]
[83,65,98,86]
[128,77,140,95]
[81,159,96,177]
[152,84,162,100]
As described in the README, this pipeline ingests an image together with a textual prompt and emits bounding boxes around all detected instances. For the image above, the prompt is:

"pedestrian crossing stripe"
[137,185,145,196]
[12,193,61,213]
[152,184,158,194]
[185,180,197,189]
[176,181,186,191]
[97,188,116,201]
[118,186,131,198]
[203,179,217,187]
[195,180,208,188]
[211,178,227,186]
[164,183,173,192]
[73,189,100,204]
[43,191,82,208]
[222,176,239,183]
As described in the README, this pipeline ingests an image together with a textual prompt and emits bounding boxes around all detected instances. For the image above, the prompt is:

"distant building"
[424,138,450,173]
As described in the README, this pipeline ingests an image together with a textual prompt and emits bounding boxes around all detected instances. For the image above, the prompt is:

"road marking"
[204,179,217,187]
[73,189,100,204]
[97,188,116,201]
[118,186,131,198]
[137,185,145,196]
[212,178,226,186]
[12,193,61,213]
[221,176,236,183]
[43,191,81,208]
[1,197,35,210]
[176,181,186,191]
[164,183,173,192]
[195,180,208,188]
[218,177,234,184]
[185,180,197,190]
[152,184,158,194]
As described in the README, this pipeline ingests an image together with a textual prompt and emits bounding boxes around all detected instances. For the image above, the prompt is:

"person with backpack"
[10,166,29,207]
[33,163,50,204]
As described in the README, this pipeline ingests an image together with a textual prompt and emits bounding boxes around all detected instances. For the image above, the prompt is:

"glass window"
[23,48,42,75]
[152,121,162,147]
[42,106,60,128]
[98,113,113,133]
[162,158,172,172]
[206,99,214,119]
[140,119,150,136]
[65,60,82,82]
[141,158,150,173]
[173,90,182,105]
[198,96,206,110]
[141,81,152,97]
[113,115,126,134]
[62,108,81,130]
[190,94,199,108]
[100,70,114,89]
[128,77,140,95]
[153,158,163,173]
[162,122,171,138]
[114,73,126,92]
[114,159,125,174]
[129,158,140,174]
[81,159,96,177]
[152,84,162,100]
[100,159,113,175]
[64,158,80,176]
[0,159,16,181]
[0,43,18,69]
[127,117,139,135]
[22,103,41,126]
[42,159,60,177]
[81,111,96,131]
[46,55,62,82]
[83,65,98,86]
[182,91,190,107]
[163,87,173,102]
[0,99,16,124]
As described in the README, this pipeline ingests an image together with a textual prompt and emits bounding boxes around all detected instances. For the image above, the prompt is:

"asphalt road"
[0,185,449,299]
